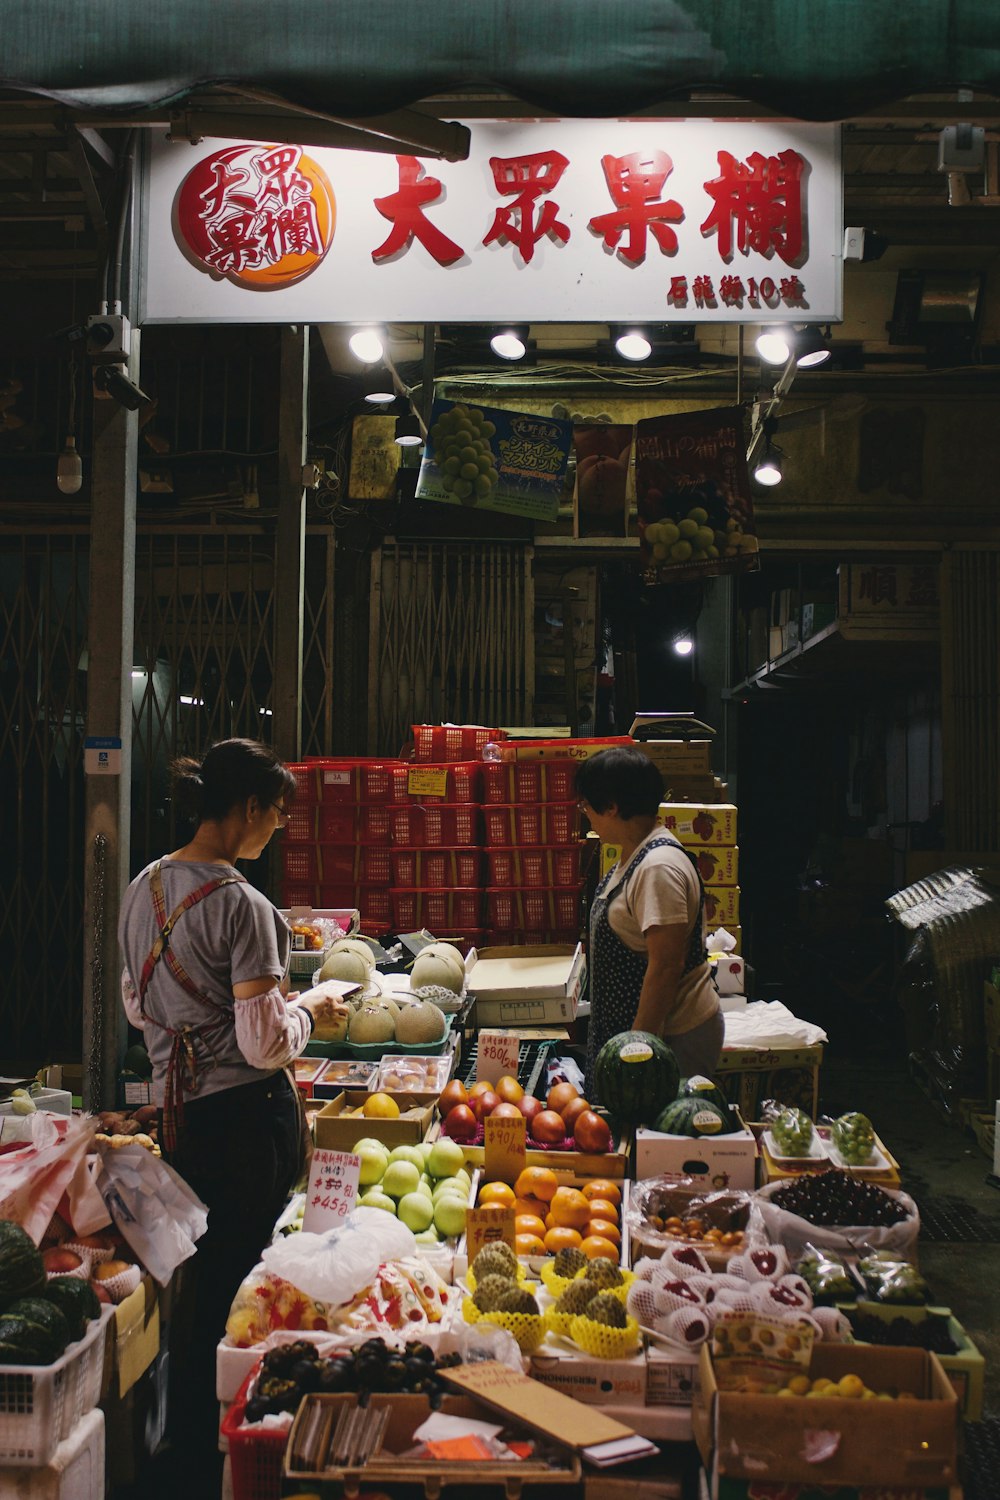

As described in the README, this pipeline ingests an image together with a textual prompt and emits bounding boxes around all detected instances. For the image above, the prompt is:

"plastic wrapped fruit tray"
[304,1014,455,1060]
[0,1305,113,1467]
[285,758,409,805]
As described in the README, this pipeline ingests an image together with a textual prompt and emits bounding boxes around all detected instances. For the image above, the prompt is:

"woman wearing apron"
[575,747,724,1098]
[118,737,347,1485]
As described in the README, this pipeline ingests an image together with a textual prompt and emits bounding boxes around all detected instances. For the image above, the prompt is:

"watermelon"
[43,1276,101,1342]
[0,1219,46,1313]
[654,1095,732,1137]
[676,1075,730,1112]
[592,1031,680,1125]
[0,1296,71,1364]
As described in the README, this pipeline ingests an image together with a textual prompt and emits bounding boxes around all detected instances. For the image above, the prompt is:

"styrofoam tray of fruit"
[304,1014,454,1060]
[376,1054,454,1093]
[763,1129,828,1164]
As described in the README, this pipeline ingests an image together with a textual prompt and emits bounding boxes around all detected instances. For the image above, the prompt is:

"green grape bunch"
[645,504,759,565]
[430,404,499,506]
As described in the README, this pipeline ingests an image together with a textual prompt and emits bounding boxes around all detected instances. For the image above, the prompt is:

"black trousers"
[160,1073,301,1474]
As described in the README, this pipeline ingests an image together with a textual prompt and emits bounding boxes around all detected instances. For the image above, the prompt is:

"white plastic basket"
[0,1305,112,1467]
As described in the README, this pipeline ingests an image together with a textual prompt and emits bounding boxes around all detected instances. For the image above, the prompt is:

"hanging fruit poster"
[416,399,573,522]
[635,406,759,583]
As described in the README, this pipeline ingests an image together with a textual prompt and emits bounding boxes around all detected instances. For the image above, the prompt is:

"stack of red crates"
[480,758,591,945]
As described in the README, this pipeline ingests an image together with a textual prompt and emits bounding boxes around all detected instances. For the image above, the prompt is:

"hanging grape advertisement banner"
[416,399,573,522]
[635,406,759,583]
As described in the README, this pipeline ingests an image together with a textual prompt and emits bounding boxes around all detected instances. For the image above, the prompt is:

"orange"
[514,1166,559,1204]
[587,1217,621,1247]
[478,1181,516,1208]
[581,1180,622,1206]
[515,1214,547,1240]
[515,1233,546,1258]
[549,1186,591,1230]
[579,1234,620,1261]
[584,1198,619,1226]
[543,1226,583,1254]
[362,1092,400,1119]
[513,1195,548,1220]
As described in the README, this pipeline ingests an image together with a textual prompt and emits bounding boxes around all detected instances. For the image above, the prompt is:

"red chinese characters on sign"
[176,143,335,288]
[372,155,464,267]
[483,151,570,264]
[588,151,684,264]
[701,149,806,266]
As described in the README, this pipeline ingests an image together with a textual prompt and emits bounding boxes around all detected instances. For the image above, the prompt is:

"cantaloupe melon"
[318,949,370,984]
[411,943,465,994]
[312,1010,350,1043]
[348,1003,396,1045]
[320,939,375,978]
[394,1000,446,1046]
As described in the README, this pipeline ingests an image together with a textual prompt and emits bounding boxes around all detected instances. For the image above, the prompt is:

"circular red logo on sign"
[175,143,335,289]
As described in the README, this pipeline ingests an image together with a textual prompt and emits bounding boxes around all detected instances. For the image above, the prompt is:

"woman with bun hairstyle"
[118,737,347,1481]
[575,746,724,1094]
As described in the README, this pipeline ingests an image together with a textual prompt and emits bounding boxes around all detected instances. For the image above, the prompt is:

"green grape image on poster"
[416,399,573,522]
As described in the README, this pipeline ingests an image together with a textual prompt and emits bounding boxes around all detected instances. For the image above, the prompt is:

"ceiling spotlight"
[795,326,832,368]
[753,440,784,487]
[613,327,653,361]
[673,636,695,657]
[348,328,384,364]
[362,366,396,405]
[394,413,423,447]
[56,436,82,494]
[755,329,792,365]
[489,325,530,360]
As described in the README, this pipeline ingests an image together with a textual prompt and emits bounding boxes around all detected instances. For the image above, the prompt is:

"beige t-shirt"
[603,831,719,1037]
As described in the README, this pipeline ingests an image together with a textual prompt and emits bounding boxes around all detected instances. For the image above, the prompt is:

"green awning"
[3,0,1000,124]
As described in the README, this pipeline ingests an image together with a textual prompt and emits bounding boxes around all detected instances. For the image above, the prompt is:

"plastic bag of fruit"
[752,1176,920,1260]
[760,1099,817,1158]
[261,1205,415,1305]
[626,1175,754,1261]
[856,1247,930,1305]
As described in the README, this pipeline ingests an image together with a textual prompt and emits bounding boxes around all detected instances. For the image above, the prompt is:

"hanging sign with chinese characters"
[415,398,573,521]
[635,407,758,583]
[140,120,841,324]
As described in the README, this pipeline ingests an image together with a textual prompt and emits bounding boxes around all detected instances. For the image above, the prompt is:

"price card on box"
[407,767,449,797]
[302,1148,361,1233]
[465,1203,516,1264]
[484,1112,527,1185]
[476,1030,520,1085]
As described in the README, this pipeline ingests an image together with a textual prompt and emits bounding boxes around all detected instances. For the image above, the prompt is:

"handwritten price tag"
[407,767,449,798]
[302,1148,361,1234]
[465,1203,516,1264]
[484,1111,527,1185]
[476,1029,520,1085]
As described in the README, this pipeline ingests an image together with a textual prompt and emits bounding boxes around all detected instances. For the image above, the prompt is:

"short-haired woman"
[575,746,724,1093]
[118,737,347,1485]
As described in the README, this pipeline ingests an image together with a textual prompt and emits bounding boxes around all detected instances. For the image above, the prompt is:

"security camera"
[93,363,153,411]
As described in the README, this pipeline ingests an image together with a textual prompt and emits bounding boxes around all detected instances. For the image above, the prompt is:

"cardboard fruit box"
[844,1300,985,1423]
[632,1108,757,1192]
[313,1090,436,1149]
[691,1343,958,1491]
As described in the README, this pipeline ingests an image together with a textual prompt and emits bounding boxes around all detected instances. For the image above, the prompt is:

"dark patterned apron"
[586,833,707,1093]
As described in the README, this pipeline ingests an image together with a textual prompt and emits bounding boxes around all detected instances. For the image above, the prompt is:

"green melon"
[411,944,465,994]
[318,949,371,984]
[592,1031,680,1126]
[348,1002,396,1045]
[2,1296,71,1364]
[676,1075,730,1112]
[394,1000,446,1046]
[42,1277,101,1342]
[654,1095,731,1137]
[0,1220,46,1313]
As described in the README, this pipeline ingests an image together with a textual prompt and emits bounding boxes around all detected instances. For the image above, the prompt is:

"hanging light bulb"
[755,328,792,365]
[614,328,653,361]
[348,328,384,363]
[673,636,695,657]
[56,436,83,494]
[489,325,529,360]
[753,444,783,486]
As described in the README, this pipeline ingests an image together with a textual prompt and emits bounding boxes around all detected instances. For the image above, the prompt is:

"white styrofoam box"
[530,1347,648,1406]
[216,1342,264,1405]
[632,1110,757,1192]
[1,1406,104,1500]
[0,1090,72,1117]
[708,953,745,995]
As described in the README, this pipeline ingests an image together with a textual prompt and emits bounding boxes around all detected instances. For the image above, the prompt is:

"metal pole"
[272,326,308,763]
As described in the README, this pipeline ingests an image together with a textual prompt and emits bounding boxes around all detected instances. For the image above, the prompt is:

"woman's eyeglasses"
[269,802,290,825]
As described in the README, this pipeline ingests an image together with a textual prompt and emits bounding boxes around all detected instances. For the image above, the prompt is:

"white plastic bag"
[0,1112,98,1244]
[260,1207,416,1305]
[97,1144,208,1284]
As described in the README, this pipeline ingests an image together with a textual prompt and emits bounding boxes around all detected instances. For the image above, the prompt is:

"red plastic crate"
[281,843,359,885]
[285,758,408,804]
[412,724,505,762]
[388,804,482,847]
[484,843,590,888]
[280,883,391,925]
[403,761,483,802]
[482,803,580,847]
[221,1367,286,1500]
[283,803,393,844]
[390,847,484,888]
[485,886,584,930]
[390,888,484,931]
[481,760,578,803]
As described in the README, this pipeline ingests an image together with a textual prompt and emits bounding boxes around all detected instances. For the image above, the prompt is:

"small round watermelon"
[676,1075,730,1113]
[592,1031,680,1125]
[654,1095,731,1138]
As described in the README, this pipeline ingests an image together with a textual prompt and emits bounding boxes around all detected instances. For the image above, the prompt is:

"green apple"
[413,1179,434,1203]
[433,1195,468,1239]
[417,1141,435,1166]
[359,1189,396,1214]
[387,1145,425,1172]
[397,1192,434,1233]
[432,1177,469,1201]
[357,1144,390,1187]
[427,1137,466,1179]
[353,1137,388,1155]
[382,1159,421,1199]
[414,1227,441,1244]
